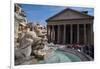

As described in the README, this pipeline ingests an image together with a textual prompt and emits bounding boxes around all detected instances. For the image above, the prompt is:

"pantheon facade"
[46,8,94,45]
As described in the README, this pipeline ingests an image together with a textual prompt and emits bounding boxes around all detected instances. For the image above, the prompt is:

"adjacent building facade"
[46,8,94,45]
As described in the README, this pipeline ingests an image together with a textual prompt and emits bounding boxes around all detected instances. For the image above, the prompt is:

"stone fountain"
[15,23,92,65]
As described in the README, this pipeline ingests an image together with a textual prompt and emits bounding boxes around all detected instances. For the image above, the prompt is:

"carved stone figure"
[15,23,48,65]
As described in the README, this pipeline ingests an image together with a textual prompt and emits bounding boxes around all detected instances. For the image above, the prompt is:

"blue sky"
[19,4,94,26]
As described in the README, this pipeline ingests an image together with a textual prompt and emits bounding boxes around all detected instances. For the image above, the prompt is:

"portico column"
[77,24,79,43]
[63,25,66,44]
[91,23,93,45]
[70,24,73,44]
[50,26,52,42]
[51,25,53,42]
[47,25,49,42]
[52,25,55,43]
[57,25,60,43]
[84,24,87,44]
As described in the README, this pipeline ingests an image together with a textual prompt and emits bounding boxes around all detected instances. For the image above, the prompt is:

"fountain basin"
[39,48,92,64]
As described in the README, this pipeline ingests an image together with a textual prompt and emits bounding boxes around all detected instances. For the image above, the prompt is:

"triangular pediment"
[46,8,93,21]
